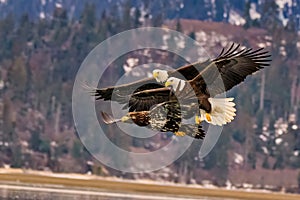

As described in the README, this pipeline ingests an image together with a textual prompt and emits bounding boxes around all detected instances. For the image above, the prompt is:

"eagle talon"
[174,131,186,137]
[195,115,202,124]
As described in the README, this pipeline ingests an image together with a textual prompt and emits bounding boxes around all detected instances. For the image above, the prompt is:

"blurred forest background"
[1,0,300,193]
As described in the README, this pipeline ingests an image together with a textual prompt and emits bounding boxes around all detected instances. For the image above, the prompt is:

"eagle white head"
[165,77,186,91]
[152,69,169,83]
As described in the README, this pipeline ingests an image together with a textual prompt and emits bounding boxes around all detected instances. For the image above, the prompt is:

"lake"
[0,184,236,200]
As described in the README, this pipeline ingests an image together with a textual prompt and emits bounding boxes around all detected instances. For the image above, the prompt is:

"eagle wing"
[92,59,210,101]
[118,78,200,112]
[115,87,175,112]
[92,79,163,101]
[190,43,271,96]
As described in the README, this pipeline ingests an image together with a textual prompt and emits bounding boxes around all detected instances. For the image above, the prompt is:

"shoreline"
[0,169,299,200]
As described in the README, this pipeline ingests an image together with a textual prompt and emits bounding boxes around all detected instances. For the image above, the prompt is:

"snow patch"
[257,43,266,48]
[276,0,292,9]
[40,12,45,19]
[123,58,139,73]
[276,0,292,26]
[262,146,269,154]
[291,124,298,130]
[55,2,62,8]
[195,31,207,41]
[297,41,300,49]
[228,10,246,26]
[234,153,244,164]
[275,138,283,145]
[174,35,185,49]
[180,3,184,9]
[274,118,288,136]
[126,58,139,67]
[288,113,296,123]
[249,3,261,20]
[259,134,268,142]
[0,80,4,90]
[279,46,286,57]
[41,0,46,6]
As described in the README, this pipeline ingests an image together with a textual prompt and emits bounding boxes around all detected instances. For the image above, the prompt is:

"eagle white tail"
[201,98,236,126]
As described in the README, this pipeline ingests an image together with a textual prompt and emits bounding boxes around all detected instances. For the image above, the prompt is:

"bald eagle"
[165,76,236,126]
[162,45,271,125]
[100,101,205,139]
[92,44,271,113]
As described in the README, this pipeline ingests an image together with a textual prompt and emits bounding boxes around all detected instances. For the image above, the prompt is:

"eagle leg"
[195,115,203,124]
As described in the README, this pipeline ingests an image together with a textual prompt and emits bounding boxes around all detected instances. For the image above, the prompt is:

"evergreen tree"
[243,1,252,29]
[30,130,42,152]
[260,0,282,31]
[298,171,300,189]
[11,144,23,168]
[72,140,83,159]
[133,7,142,28]
[9,56,28,99]
[215,0,224,21]
[0,13,14,60]
[81,3,96,31]
[122,0,132,30]
[175,18,182,32]
[262,156,270,169]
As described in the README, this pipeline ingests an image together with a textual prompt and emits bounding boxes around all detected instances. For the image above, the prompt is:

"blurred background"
[0,0,300,197]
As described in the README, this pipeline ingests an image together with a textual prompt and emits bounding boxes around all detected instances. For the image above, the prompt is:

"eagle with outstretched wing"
[90,43,271,138]
[100,100,205,139]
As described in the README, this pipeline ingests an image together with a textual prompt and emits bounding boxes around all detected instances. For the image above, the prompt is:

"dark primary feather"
[117,83,199,112]
[113,87,175,112]
[190,44,271,96]
[94,81,163,101]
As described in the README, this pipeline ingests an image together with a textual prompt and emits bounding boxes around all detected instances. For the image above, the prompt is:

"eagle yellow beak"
[165,81,171,87]
[153,71,159,79]
[121,115,131,122]
[205,113,212,122]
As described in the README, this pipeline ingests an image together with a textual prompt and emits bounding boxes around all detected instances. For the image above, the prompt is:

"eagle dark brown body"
[101,101,205,139]
[128,111,151,126]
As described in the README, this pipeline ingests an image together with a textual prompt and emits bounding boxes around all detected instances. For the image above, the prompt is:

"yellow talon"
[205,113,212,122]
[195,115,202,124]
[174,131,186,137]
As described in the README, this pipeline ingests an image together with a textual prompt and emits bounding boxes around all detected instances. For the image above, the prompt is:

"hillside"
[0,2,299,194]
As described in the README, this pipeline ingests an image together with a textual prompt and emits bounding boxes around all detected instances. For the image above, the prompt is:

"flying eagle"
[166,76,236,126]
[93,43,271,137]
[161,45,271,125]
[100,101,205,139]
[92,44,271,114]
